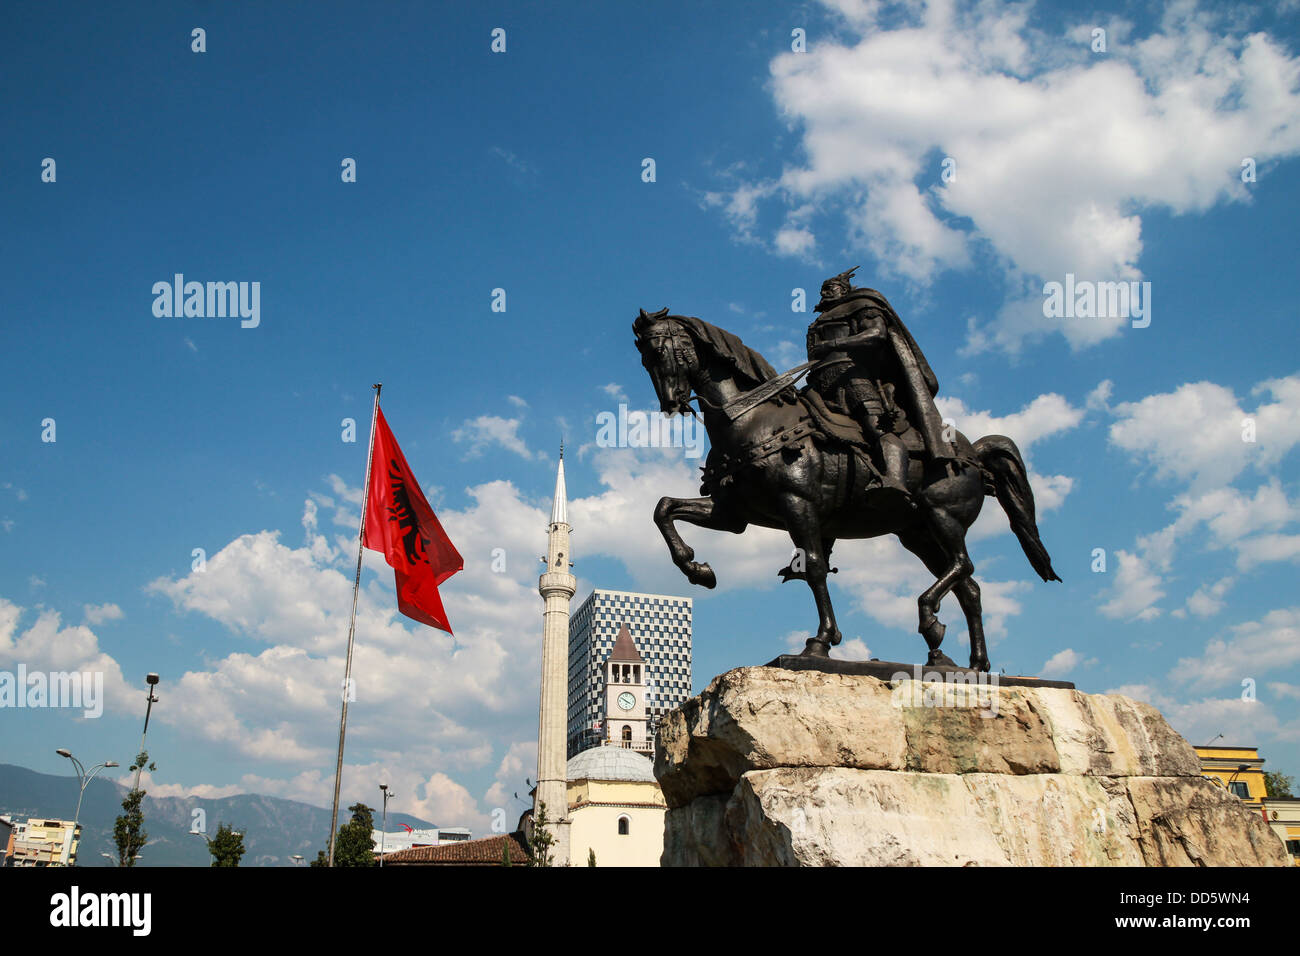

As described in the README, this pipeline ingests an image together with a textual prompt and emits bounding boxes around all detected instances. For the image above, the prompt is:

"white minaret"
[535,446,575,864]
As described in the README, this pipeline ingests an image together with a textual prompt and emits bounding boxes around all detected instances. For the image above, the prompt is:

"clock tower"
[603,624,650,754]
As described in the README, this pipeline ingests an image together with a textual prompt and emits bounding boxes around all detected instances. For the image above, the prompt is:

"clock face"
[617,692,636,711]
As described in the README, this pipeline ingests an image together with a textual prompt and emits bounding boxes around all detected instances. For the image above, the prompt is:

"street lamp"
[56,749,118,866]
[290,854,304,866]
[131,674,161,793]
[378,783,394,867]
[1227,764,1251,799]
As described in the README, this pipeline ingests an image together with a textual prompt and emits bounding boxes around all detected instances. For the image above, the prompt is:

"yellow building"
[1261,798,1300,866]
[565,746,666,867]
[9,818,81,867]
[1195,744,1298,863]
[1194,745,1268,807]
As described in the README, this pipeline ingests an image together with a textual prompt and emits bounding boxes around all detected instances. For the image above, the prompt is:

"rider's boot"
[880,436,910,494]
[877,435,915,509]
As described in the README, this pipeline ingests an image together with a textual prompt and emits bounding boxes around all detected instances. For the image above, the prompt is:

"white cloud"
[1108,376,1300,491]
[1110,683,1291,750]
[83,603,124,626]
[1183,576,1235,618]
[451,415,535,460]
[1040,647,1093,678]
[1235,533,1300,570]
[0,600,132,715]
[1086,380,1113,412]
[1169,606,1300,690]
[774,226,816,257]
[1097,549,1165,621]
[711,0,1300,352]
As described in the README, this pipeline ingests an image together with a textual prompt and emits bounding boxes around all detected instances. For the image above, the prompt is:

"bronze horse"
[633,308,1060,671]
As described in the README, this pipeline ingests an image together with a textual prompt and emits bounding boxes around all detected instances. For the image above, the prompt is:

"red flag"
[363,408,463,632]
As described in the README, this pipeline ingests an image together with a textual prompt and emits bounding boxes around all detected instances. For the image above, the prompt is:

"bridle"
[638,321,702,417]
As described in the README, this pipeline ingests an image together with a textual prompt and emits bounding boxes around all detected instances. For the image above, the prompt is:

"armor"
[805,269,956,495]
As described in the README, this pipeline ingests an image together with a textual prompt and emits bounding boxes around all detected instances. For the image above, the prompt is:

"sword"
[720,360,819,421]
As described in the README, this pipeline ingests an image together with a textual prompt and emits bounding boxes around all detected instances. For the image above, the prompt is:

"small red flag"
[363,408,463,632]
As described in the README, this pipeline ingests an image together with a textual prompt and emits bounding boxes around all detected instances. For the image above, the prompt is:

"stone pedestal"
[654,666,1287,867]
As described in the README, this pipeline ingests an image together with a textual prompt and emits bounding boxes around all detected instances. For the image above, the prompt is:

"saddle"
[699,388,917,497]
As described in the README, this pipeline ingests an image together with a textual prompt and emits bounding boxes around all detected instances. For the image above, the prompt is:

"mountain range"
[0,763,436,866]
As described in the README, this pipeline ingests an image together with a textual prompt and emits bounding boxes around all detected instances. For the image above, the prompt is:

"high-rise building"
[567,589,693,758]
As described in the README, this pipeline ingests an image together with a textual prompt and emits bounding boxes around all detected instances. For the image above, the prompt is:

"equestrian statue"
[634,268,1061,671]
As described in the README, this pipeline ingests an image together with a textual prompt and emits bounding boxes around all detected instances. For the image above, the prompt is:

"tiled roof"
[608,623,644,663]
[382,832,530,866]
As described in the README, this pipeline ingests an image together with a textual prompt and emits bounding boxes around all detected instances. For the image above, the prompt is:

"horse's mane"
[663,313,778,389]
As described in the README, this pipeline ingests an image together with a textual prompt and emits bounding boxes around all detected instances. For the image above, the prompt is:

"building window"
[618,815,630,836]
[1229,781,1250,799]
[622,725,632,743]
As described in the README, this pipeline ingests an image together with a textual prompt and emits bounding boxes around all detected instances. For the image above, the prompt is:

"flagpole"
[328,382,381,867]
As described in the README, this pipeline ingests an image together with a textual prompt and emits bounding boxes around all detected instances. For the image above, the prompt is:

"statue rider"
[805,268,957,501]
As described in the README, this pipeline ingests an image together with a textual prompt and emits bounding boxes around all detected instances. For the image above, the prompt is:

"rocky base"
[654,667,1287,867]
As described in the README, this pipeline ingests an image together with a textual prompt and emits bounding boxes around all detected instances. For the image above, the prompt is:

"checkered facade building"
[566,588,693,758]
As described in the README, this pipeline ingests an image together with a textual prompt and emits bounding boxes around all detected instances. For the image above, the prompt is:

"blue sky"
[2,0,1299,839]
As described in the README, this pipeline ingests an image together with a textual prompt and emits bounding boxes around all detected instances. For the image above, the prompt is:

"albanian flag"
[363,408,463,632]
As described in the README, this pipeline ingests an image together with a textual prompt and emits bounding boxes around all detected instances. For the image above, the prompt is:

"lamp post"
[290,854,304,866]
[132,674,160,793]
[55,750,118,866]
[1227,764,1251,799]
[378,783,393,867]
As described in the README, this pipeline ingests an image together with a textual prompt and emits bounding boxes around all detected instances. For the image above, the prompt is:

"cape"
[811,287,953,458]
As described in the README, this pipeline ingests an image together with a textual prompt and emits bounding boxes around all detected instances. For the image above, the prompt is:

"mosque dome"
[566,746,656,783]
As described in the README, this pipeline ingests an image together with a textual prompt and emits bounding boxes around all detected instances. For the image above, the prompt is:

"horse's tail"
[973,435,1061,583]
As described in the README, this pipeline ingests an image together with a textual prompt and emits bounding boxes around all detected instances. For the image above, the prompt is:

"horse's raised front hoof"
[799,638,831,658]
[926,648,959,667]
[686,562,716,589]
[919,617,946,646]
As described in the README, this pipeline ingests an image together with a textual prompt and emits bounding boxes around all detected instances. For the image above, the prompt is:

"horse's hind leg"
[952,578,988,672]
[653,495,746,589]
[899,514,982,670]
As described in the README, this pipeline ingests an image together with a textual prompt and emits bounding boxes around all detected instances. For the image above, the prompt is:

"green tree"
[587,848,597,867]
[502,842,513,866]
[311,803,378,867]
[113,750,155,867]
[1265,771,1295,798]
[203,822,246,867]
[528,802,555,867]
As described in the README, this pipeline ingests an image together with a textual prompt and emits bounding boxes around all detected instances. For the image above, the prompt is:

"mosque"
[384,452,668,866]
[527,450,666,866]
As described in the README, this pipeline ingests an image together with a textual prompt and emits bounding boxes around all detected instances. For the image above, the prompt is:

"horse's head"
[633,307,698,416]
